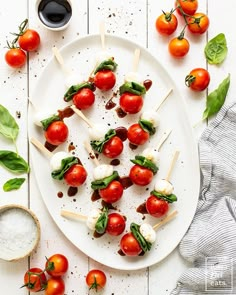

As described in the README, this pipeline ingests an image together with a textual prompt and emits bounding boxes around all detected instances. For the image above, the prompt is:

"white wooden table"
[0,0,235,294]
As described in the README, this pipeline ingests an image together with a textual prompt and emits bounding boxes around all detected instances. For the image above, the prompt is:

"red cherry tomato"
[188,13,210,34]
[72,88,95,110]
[23,268,47,292]
[102,136,123,158]
[146,195,169,218]
[86,269,107,292]
[5,48,26,68]
[45,253,69,277]
[120,232,142,256]
[18,29,40,51]
[99,180,123,203]
[129,165,153,186]
[44,121,69,146]
[106,212,126,236]
[63,164,87,187]
[127,123,149,146]
[94,70,116,91]
[45,277,65,295]
[185,68,210,91]
[119,92,143,114]
[175,0,198,16]
[168,37,190,58]
[155,12,178,35]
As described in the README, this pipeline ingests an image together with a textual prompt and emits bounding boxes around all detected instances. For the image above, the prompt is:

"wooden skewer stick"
[165,150,180,182]
[61,210,88,221]
[152,210,178,231]
[84,141,100,166]
[155,88,173,112]
[99,21,106,51]
[30,137,52,158]
[70,105,94,128]
[132,48,140,73]
[156,129,172,152]
[52,46,71,75]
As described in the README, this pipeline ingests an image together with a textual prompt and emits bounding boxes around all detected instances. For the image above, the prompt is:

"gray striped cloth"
[171,103,236,294]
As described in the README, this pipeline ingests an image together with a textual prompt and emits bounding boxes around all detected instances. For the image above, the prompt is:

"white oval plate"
[28,34,200,270]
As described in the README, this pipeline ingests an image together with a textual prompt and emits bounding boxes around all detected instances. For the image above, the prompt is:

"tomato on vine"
[45,253,69,277]
[168,33,190,58]
[45,277,65,295]
[22,268,47,292]
[185,68,210,91]
[155,10,178,35]
[175,0,198,16]
[86,269,107,291]
[188,13,210,34]
[5,47,26,68]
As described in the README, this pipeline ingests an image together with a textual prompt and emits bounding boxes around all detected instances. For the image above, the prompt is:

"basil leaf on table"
[0,150,29,174]
[204,33,228,64]
[151,190,177,203]
[3,178,25,192]
[91,171,119,190]
[203,74,230,121]
[0,104,19,142]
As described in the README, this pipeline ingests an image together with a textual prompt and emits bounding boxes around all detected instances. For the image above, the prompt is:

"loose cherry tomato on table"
[72,88,95,110]
[102,136,123,158]
[18,29,40,51]
[175,0,198,16]
[94,69,116,91]
[127,123,149,146]
[106,212,126,236]
[120,232,142,256]
[5,48,26,68]
[146,195,169,218]
[86,269,107,291]
[185,68,210,91]
[45,277,65,295]
[44,121,69,146]
[168,36,190,58]
[129,165,153,186]
[23,268,47,292]
[63,164,87,187]
[119,92,143,114]
[188,13,210,34]
[99,180,123,203]
[155,11,178,35]
[45,253,69,277]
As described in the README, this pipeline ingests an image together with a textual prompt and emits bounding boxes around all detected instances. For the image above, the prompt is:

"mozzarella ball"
[65,73,84,88]
[154,179,174,195]
[95,50,112,65]
[142,148,160,165]
[50,151,71,171]
[34,111,56,127]
[88,124,107,141]
[139,223,156,243]
[124,71,143,85]
[93,164,114,181]
[140,110,160,128]
[86,208,102,230]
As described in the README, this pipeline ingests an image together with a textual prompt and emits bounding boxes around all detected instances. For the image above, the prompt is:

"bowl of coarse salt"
[0,204,40,261]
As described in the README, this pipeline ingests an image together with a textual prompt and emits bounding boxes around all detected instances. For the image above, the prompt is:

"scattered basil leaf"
[203,74,230,121]
[91,171,119,190]
[204,33,228,65]
[151,190,177,203]
[90,129,116,153]
[51,157,78,180]
[40,114,61,131]
[0,150,29,174]
[139,119,156,135]
[3,178,25,192]
[94,59,117,74]
[119,81,146,96]
[130,223,152,252]
[131,155,158,174]
[64,81,95,102]
[0,104,19,142]
[95,208,108,234]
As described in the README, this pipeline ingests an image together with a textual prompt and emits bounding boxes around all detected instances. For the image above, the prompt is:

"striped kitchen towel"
[171,102,236,294]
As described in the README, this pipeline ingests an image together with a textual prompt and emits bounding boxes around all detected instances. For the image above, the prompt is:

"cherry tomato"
[127,123,149,146]
[185,68,210,91]
[86,269,107,292]
[99,180,124,203]
[175,0,198,16]
[119,92,143,114]
[168,37,190,58]
[102,136,123,158]
[63,164,87,187]
[188,13,210,34]
[129,165,153,186]
[155,12,178,35]
[94,70,116,91]
[18,29,40,51]
[106,212,126,236]
[120,232,142,256]
[146,195,169,218]
[72,88,95,110]
[45,253,69,277]
[45,277,65,295]
[44,121,68,146]
[23,268,47,292]
[5,48,26,68]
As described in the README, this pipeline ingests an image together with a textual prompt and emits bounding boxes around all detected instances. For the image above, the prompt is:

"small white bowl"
[0,204,40,261]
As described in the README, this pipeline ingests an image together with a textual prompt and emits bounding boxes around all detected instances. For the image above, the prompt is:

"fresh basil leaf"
[64,81,95,102]
[130,223,152,252]
[204,33,228,65]
[90,129,116,153]
[119,81,146,96]
[3,178,25,192]
[203,74,230,121]
[51,156,78,180]
[0,104,19,142]
[91,171,119,190]
[151,190,177,203]
[94,59,117,74]
[40,114,60,131]
[131,155,158,174]
[0,150,29,174]
[139,119,156,135]
[95,208,108,234]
